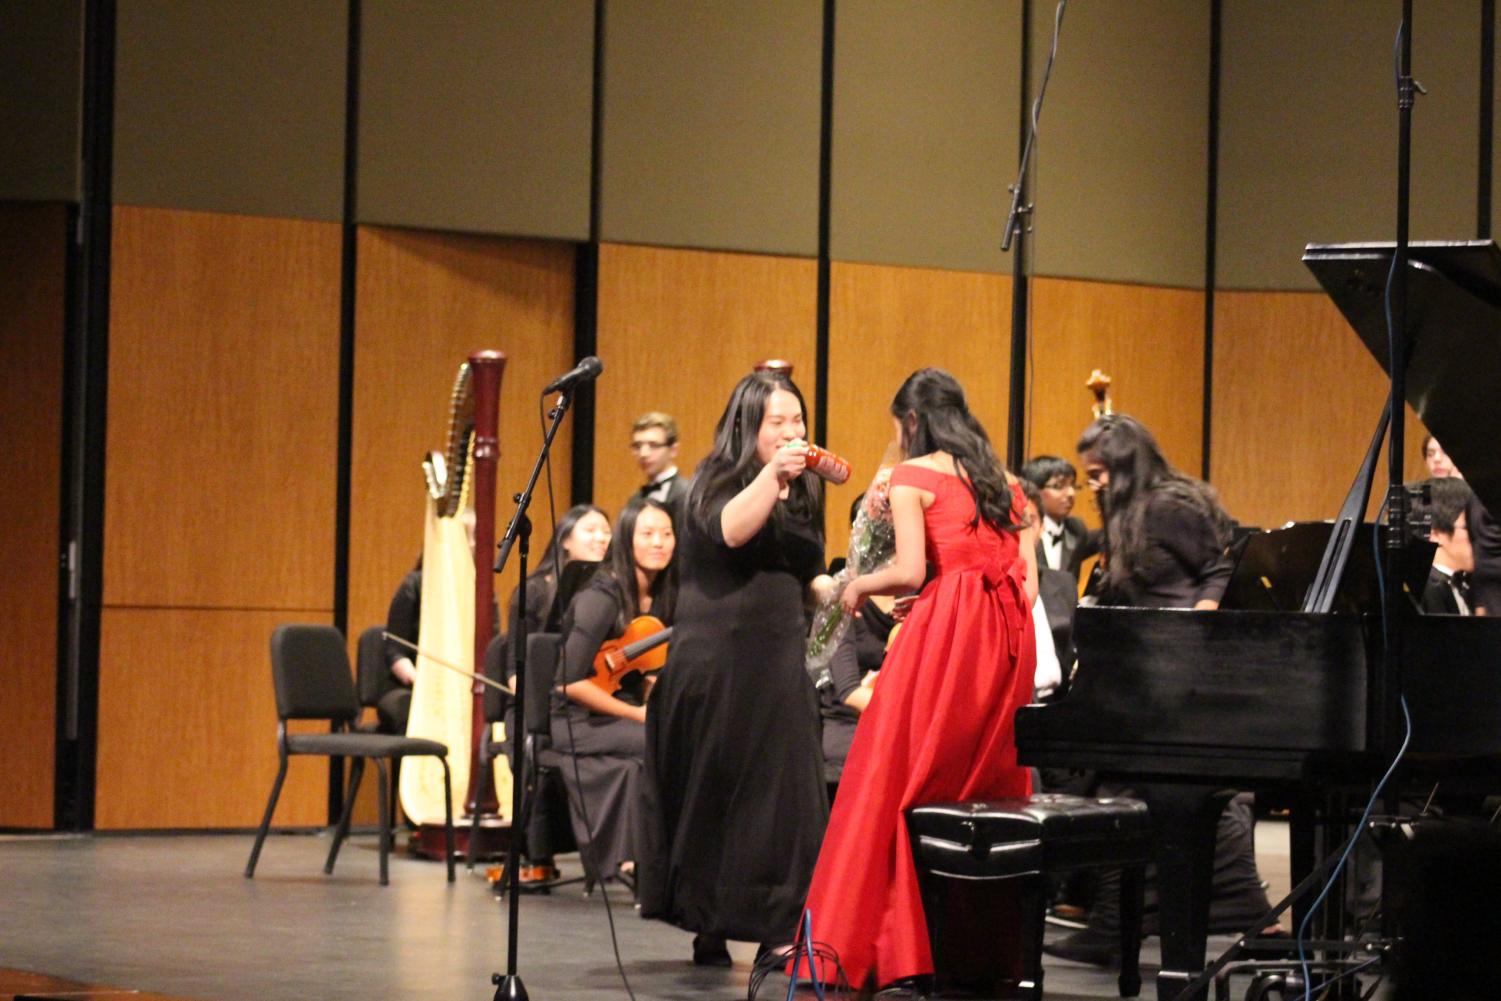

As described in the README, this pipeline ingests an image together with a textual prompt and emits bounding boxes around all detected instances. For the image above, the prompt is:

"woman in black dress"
[638,371,831,965]
[552,496,677,883]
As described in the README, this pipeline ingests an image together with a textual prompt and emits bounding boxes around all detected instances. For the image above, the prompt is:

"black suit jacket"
[641,472,692,523]
[1035,515,1101,582]
[1037,566,1078,690]
[1419,566,1465,615]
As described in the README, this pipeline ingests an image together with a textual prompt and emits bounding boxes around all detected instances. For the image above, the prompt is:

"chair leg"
[467,779,481,872]
[375,758,391,886]
[1016,874,1047,1001]
[244,753,290,878]
[440,757,456,882]
[1118,864,1145,998]
[325,757,364,875]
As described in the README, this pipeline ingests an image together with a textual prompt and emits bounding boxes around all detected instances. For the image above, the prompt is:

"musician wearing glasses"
[631,411,691,516]
[1019,454,1100,585]
[1045,414,1276,967]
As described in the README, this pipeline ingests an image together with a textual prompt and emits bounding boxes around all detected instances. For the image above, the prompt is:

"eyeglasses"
[630,440,671,453]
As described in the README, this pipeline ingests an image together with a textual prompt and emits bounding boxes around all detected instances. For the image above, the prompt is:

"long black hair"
[689,371,824,533]
[891,368,1018,531]
[533,502,609,582]
[593,495,678,627]
[1076,414,1230,590]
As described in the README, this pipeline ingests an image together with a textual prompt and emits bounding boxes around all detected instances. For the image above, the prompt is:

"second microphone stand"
[490,388,577,1001]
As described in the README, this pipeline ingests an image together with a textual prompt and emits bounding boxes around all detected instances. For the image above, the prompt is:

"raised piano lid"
[1303,239,1501,518]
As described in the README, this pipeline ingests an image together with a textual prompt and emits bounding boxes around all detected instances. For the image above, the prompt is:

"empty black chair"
[245,624,455,886]
[355,624,403,732]
[907,794,1152,999]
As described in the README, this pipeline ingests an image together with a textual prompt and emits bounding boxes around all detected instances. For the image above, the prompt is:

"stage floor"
[0,825,1298,1001]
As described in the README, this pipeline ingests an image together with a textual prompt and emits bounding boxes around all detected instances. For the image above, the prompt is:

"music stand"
[1223,521,1434,613]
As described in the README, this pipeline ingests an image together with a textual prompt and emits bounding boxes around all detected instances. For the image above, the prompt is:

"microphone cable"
[1294,89,1417,996]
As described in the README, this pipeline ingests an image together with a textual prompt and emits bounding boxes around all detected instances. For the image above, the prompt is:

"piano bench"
[907,794,1152,999]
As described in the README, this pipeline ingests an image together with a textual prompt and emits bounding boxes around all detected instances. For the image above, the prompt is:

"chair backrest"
[355,625,399,707]
[269,624,361,723]
[524,632,563,737]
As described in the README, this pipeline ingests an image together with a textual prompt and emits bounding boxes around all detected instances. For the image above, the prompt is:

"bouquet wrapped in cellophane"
[806,445,900,689]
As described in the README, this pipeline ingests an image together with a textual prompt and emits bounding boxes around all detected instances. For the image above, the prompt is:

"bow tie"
[640,476,673,497]
[1047,530,1064,545]
[1451,570,1472,594]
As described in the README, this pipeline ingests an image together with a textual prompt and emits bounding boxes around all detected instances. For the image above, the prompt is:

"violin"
[590,615,673,694]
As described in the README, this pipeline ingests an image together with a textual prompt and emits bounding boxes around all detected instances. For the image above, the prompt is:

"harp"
[401,350,509,857]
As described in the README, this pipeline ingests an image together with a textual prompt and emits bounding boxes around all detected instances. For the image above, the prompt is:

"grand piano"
[1015,241,1501,1001]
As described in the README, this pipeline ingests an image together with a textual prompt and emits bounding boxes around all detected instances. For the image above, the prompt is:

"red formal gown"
[801,464,1036,989]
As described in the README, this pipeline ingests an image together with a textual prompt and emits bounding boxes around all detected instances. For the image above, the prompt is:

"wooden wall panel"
[104,207,342,609]
[95,609,330,829]
[1027,278,1207,528]
[348,228,576,646]
[593,243,818,520]
[1212,290,1427,531]
[825,261,1012,555]
[99,207,340,829]
[0,202,67,828]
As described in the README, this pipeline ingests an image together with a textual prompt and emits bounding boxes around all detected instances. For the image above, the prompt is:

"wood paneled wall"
[592,243,818,519]
[98,206,342,828]
[1212,290,1427,532]
[348,227,576,647]
[1027,278,1207,528]
[0,202,67,828]
[825,261,1012,555]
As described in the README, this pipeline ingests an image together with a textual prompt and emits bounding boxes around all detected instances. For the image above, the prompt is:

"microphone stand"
[491,388,576,1001]
[1001,0,1066,470]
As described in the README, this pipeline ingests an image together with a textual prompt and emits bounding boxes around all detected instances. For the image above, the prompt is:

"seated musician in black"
[1415,476,1475,615]
[378,558,422,734]
[1045,413,1275,966]
[821,595,892,800]
[553,496,677,884]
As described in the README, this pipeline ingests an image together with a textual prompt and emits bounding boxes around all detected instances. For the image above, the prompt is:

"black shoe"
[1043,928,1121,968]
[692,933,732,967]
[874,975,932,1000]
[754,941,794,966]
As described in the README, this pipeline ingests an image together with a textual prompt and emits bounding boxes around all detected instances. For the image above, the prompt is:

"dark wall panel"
[113,0,345,220]
[359,1,594,240]
[0,203,67,828]
[600,0,823,255]
[830,0,1021,272]
[1220,0,1479,290]
[0,1,82,201]
[1029,0,1210,287]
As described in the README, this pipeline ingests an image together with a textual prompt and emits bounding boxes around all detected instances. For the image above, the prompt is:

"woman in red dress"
[800,368,1039,992]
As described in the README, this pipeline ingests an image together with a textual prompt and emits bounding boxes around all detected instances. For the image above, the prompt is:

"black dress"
[638,487,829,943]
[550,575,650,879]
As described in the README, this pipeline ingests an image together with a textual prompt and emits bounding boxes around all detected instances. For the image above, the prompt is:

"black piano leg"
[1144,785,1235,1001]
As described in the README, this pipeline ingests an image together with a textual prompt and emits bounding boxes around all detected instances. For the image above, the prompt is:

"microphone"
[543,355,603,395]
